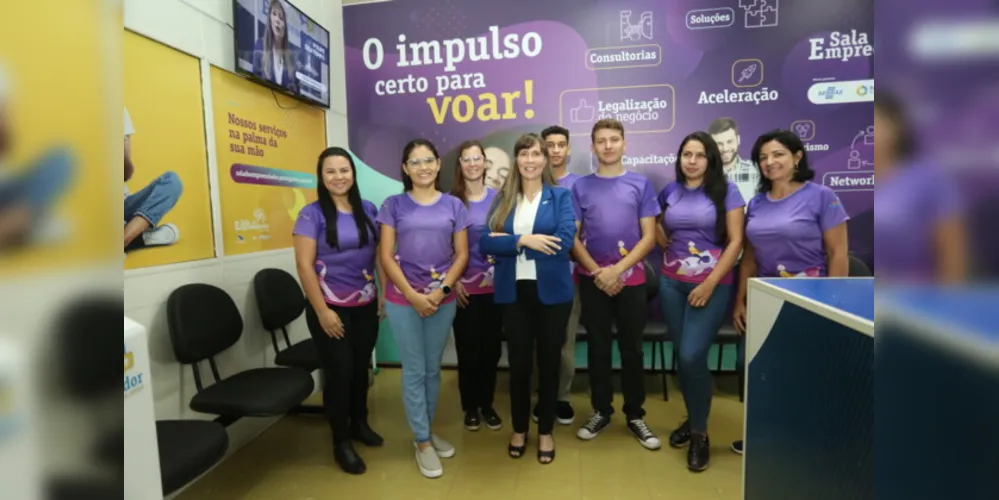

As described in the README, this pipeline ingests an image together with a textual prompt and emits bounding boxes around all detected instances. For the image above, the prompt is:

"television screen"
[233,0,330,108]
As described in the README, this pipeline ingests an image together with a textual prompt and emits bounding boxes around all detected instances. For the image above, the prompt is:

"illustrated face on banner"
[403,146,440,189]
[592,128,625,167]
[321,155,354,197]
[459,145,486,184]
[712,128,741,169]
[483,146,510,189]
[516,141,546,182]
[680,140,709,183]
[758,140,802,183]
[544,133,570,170]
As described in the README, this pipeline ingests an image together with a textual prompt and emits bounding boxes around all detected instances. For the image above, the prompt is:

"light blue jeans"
[124,171,183,226]
[659,276,733,433]
[385,300,458,443]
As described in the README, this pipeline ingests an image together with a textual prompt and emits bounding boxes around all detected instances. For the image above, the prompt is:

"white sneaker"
[414,443,443,478]
[431,434,455,458]
[143,223,179,246]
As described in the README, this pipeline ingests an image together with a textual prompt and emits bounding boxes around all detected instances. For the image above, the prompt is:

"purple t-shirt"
[572,171,661,286]
[557,172,582,190]
[557,172,583,281]
[461,188,498,295]
[376,192,471,305]
[874,163,962,282]
[293,201,380,307]
[745,182,850,278]
[659,182,746,285]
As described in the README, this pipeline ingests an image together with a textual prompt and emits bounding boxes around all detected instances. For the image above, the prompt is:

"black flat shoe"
[333,442,366,475]
[537,448,556,465]
[350,422,384,447]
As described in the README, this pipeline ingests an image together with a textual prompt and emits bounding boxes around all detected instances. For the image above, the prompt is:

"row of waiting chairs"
[156,267,317,496]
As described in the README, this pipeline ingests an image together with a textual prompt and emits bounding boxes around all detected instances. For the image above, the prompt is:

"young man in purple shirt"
[529,125,582,426]
[571,119,662,450]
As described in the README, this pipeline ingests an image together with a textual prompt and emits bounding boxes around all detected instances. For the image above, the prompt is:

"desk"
[124,317,163,499]
[875,288,999,500]
[744,278,874,500]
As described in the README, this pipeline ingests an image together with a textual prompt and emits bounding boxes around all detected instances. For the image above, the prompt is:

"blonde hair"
[262,0,296,81]
[488,133,557,231]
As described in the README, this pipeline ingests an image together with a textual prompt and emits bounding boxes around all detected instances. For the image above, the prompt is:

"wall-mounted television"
[232,0,330,109]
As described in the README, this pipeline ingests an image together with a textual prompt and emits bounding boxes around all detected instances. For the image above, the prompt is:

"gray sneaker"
[414,443,443,478]
[431,434,455,458]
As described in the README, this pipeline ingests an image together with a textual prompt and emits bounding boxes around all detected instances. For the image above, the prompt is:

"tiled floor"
[178,369,745,499]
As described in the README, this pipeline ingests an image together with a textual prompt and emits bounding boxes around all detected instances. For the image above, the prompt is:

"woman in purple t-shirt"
[376,139,471,479]
[292,147,384,475]
[656,132,746,472]
[448,140,504,433]
[733,129,850,333]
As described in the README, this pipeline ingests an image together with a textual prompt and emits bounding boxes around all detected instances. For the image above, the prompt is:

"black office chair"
[166,283,315,420]
[156,420,229,496]
[849,254,873,277]
[253,268,321,372]
[640,260,673,401]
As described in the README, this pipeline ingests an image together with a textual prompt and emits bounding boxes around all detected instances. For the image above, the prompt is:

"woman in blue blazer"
[480,133,576,465]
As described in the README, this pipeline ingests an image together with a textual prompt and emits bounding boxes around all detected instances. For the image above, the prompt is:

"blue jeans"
[659,277,733,433]
[124,171,182,226]
[385,300,458,443]
[0,147,74,214]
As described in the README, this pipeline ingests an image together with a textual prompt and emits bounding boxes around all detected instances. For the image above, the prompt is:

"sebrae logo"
[808,30,873,62]
[124,343,144,397]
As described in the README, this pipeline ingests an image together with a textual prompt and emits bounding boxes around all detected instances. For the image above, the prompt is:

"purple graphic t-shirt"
[557,172,583,281]
[874,163,962,282]
[376,192,471,305]
[572,171,661,286]
[557,172,582,190]
[745,182,850,278]
[293,201,380,307]
[659,182,746,285]
[461,188,498,295]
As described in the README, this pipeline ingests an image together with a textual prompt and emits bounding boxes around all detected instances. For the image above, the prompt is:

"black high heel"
[508,435,527,459]
[537,436,555,465]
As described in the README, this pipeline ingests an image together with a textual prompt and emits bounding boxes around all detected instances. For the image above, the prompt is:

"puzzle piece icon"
[742,0,779,28]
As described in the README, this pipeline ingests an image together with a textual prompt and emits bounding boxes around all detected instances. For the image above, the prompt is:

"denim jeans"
[385,300,458,443]
[124,171,182,226]
[659,276,733,433]
[0,147,74,214]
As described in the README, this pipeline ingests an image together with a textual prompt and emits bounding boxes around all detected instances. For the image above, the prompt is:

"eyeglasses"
[460,155,484,164]
[406,157,437,167]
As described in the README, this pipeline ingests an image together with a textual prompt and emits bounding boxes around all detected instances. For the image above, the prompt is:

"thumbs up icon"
[570,99,596,123]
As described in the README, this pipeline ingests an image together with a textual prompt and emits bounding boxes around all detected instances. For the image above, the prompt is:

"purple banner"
[344,0,874,262]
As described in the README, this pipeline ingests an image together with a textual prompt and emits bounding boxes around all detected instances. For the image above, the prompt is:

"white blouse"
[513,192,542,281]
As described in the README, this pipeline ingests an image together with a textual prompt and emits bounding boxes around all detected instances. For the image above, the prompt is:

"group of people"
[292,118,850,479]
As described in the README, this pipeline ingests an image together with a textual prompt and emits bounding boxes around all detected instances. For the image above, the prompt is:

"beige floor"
[178,369,745,500]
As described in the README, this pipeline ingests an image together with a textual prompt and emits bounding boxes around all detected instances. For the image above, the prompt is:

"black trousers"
[579,277,648,419]
[453,293,503,412]
[504,281,572,435]
[305,301,379,444]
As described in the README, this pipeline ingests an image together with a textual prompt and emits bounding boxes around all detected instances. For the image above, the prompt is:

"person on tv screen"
[252,0,299,94]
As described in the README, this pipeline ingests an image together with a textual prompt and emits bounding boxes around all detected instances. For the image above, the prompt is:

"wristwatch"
[440,285,452,296]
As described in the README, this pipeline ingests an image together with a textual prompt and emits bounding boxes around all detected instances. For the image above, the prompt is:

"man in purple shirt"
[571,119,662,450]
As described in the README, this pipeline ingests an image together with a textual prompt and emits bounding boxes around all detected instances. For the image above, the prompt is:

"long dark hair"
[450,140,486,205]
[316,147,376,250]
[750,129,816,194]
[672,131,729,244]
[400,138,442,192]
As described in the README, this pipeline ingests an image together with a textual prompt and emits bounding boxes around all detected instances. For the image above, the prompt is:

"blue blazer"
[479,184,577,305]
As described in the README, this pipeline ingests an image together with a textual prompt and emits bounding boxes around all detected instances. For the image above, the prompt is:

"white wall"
[123,0,349,456]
